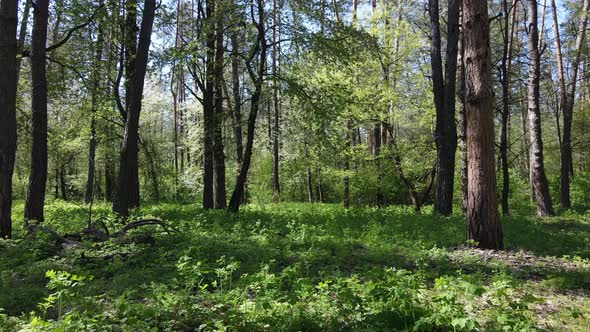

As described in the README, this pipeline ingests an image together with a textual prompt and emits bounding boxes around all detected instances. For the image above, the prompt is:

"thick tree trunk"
[555,0,590,209]
[429,0,459,216]
[0,0,18,238]
[213,10,226,209]
[24,0,49,222]
[464,0,503,249]
[527,0,554,216]
[113,0,155,217]
[202,0,216,209]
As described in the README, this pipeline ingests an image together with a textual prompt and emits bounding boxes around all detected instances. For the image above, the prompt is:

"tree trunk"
[230,7,244,204]
[306,164,314,203]
[213,9,226,209]
[59,165,67,201]
[527,0,554,216]
[84,11,104,204]
[429,0,459,216]
[272,0,281,197]
[202,0,216,209]
[0,0,18,238]
[464,0,503,249]
[457,14,467,216]
[15,0,30,81]
[228,0,266,213]
[113,0,156,217]
[555,0,590,209]
[499,0,518,215]
[24,0,49,222]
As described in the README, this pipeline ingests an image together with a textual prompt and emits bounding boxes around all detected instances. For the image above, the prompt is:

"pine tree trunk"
[24,0,50,222]
[464,0,503,249]
[0,0,18,238]
[527,0,554,216]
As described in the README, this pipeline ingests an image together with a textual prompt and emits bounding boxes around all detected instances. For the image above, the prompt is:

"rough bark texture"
[228,0,265,212]
[230,12,243,204]
[527,0,554,216]
[0,0,18,238]
[429,0,459,216]
[464,0,503,250]
[24,0,50,222]
[202,0,215,209]
[113,0,155,217]
[213,9,226,209]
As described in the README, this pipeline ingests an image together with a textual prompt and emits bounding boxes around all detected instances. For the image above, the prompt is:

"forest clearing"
[1,0,590,330]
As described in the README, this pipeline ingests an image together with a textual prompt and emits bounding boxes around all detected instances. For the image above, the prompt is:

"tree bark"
[202,0,216,209]
[228,0,266,212]
[113,0,156,217]
[84,9,104,204]
[272,0,281,197]
[499,0,517,215]
[457,13,467,216]
[554,0,590,209]
[24,0,50,222]
[429,0,460,216]
[0,0,18,238]
[213,8,226,209]
[527,0,554,216]
[464,0,503,249]
[15,0,30,81]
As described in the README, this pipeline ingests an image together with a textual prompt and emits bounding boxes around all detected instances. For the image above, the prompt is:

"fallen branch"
[27,218,177,247]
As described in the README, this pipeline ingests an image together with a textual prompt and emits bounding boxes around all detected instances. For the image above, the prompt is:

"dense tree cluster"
[1,0,589,249]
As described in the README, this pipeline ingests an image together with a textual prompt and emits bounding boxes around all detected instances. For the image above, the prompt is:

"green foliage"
[2,202,590,330]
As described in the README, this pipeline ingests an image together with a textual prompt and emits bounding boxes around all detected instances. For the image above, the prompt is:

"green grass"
[1,201,589,331]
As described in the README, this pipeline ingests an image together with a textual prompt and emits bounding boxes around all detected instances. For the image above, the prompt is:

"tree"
[113,0,156,217]
[0,0,18,238]
[428,0,460,216]
[552,0,590,210]
[271,0,281,197]
[202,0,216,209]
[228,0,266,212]
[498,0,518,215]
[213,3,226,209]
[526,0,554,216]
[84,3,105,204]
[464,0,503,249]
[24,0,50,222]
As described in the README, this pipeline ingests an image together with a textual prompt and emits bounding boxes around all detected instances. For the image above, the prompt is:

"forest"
[1,0,590,330]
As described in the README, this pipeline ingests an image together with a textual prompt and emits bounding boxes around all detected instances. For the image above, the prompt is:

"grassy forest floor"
[1,201,590,331]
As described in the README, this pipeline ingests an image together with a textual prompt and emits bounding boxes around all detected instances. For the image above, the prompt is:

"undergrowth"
[1,201,589,331]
